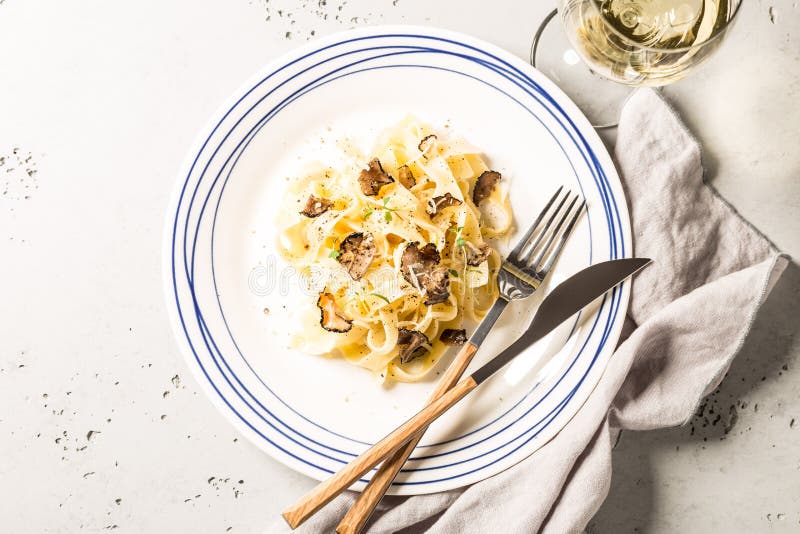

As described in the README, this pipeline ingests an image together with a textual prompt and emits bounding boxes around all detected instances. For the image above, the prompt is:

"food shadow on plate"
[408,293,604,450]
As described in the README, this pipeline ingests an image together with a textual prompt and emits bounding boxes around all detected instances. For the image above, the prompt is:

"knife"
[474,257,650,382]
[282,257,652,529]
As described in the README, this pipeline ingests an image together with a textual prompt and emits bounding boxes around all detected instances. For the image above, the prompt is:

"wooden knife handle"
[336,342,479,534]
[281,374,479,530]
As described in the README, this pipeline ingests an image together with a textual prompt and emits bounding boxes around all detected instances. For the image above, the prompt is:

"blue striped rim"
[200,56,615,456]
[169,32,626,487]
[178,36,620,474]
[201,58,602,458]
[209,60,593,453]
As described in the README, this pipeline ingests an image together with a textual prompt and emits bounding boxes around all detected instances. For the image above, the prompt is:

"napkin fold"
[285,89,788,534]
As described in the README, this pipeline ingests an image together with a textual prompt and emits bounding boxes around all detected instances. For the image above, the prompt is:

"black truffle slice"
[317,292,352,333]
[465,242,491,266]
[400,242,451,306]
[418,134,437,155]
[299,194,334,217]
[440,328,467,346]
[358,158,394,196]
[397,328,429,363]
[397,165,416,189]
[427,193,462,216]
[337,232,376,281]
[473,170,501,206]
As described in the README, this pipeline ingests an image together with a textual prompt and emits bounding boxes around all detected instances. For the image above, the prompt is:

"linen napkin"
[281,88,789,534]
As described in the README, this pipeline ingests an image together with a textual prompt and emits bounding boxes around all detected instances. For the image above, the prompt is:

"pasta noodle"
[276,116,513,382]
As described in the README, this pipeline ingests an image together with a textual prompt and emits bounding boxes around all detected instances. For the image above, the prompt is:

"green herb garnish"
[370,292,391,304]
[450,226,467,248]
[364,195,396,223]
[329,249,341,259]
[448,269,459,277]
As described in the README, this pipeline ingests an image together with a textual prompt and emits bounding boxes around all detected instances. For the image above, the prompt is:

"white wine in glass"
[560,0,741,86]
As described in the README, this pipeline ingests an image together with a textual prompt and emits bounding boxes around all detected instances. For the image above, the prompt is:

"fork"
[282,187,586,531]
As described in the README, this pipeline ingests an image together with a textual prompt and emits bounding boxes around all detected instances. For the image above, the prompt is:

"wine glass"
[531,0,743,128]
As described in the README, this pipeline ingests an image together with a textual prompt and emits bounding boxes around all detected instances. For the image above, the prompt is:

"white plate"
[163,26,631,495]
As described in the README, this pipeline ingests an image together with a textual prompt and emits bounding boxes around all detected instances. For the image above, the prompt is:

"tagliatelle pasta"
[276,116,513,383]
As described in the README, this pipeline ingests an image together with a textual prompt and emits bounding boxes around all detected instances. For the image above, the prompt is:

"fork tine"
[526,194,579,271]
[515,188,570,264]
[535,198,585,277]
[507,186,564,261]
[516,190,571,265]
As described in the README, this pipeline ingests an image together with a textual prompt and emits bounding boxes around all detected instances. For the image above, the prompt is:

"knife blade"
[281,257,651,530]
[473,257,651,384]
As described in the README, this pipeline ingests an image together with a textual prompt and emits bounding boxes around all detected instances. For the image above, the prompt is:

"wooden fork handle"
[281,374,479,530]
[336,342,479,534]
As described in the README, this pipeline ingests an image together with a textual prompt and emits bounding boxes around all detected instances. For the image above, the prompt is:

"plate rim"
[162,24,632,495]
